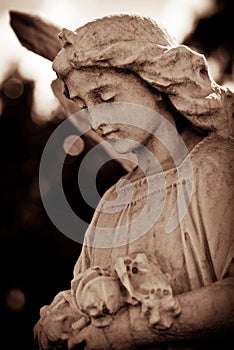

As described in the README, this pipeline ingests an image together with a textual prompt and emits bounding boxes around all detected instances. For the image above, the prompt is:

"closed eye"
[89,86,116,104]
[100,91,116,103]
[102,96,115,103]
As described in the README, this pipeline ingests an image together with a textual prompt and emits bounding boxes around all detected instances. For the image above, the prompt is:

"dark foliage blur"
[183,0,234,85]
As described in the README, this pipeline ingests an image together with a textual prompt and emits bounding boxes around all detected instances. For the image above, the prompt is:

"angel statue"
[10,12,234,350]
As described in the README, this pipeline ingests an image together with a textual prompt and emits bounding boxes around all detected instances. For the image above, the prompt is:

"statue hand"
[34,291,87,350]
[68,323,110,350]
[115,253,181,329]
[67,304,162,350]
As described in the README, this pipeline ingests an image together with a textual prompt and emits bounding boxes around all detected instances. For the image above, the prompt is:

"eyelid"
[100,92,116,102]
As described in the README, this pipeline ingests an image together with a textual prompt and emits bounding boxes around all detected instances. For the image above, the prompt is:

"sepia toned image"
[0,1,233,349]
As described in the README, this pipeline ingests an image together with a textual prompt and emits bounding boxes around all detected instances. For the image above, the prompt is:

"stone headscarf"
[53,14,233,137]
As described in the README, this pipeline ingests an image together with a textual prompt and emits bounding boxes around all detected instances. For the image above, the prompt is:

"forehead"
[64,68,121,96]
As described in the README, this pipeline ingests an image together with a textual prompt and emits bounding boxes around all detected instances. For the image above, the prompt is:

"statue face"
[64,68,174,154]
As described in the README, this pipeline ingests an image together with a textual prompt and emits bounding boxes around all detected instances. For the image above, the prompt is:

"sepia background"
[0,1,233,349]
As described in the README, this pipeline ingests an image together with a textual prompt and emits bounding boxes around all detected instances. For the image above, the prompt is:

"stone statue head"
[52,14,233,137]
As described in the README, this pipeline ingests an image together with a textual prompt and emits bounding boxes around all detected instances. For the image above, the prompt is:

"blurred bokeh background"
[0,1,233,349]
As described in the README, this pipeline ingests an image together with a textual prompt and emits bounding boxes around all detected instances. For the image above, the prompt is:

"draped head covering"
[53,14,234,137]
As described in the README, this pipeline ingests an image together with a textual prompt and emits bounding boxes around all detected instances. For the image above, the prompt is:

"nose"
[99,124,116,135]
[90,118,107,131]
[98,123,106,131]
[88,107,104,130]
[88,102,116,130]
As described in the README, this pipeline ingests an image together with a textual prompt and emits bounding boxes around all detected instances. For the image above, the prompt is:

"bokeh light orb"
[2,78,24,99]
[5,288,26,311]
[63,135,85,156]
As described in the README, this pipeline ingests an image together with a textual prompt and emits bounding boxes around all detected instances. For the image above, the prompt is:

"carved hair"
[53,14,233,137]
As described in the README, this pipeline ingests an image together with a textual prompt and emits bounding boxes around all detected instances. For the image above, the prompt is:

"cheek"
[125,128,152,146]
[110,139,139,154]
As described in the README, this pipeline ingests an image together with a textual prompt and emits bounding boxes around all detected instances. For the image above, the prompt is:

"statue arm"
[128,277,234,344]
[68,276,234,349]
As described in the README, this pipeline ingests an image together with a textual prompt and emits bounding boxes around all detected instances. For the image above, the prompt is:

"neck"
[132,124,203,180]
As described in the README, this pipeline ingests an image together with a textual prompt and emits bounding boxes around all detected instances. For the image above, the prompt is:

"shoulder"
[191,135,234,200]
[192,134,234,176]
